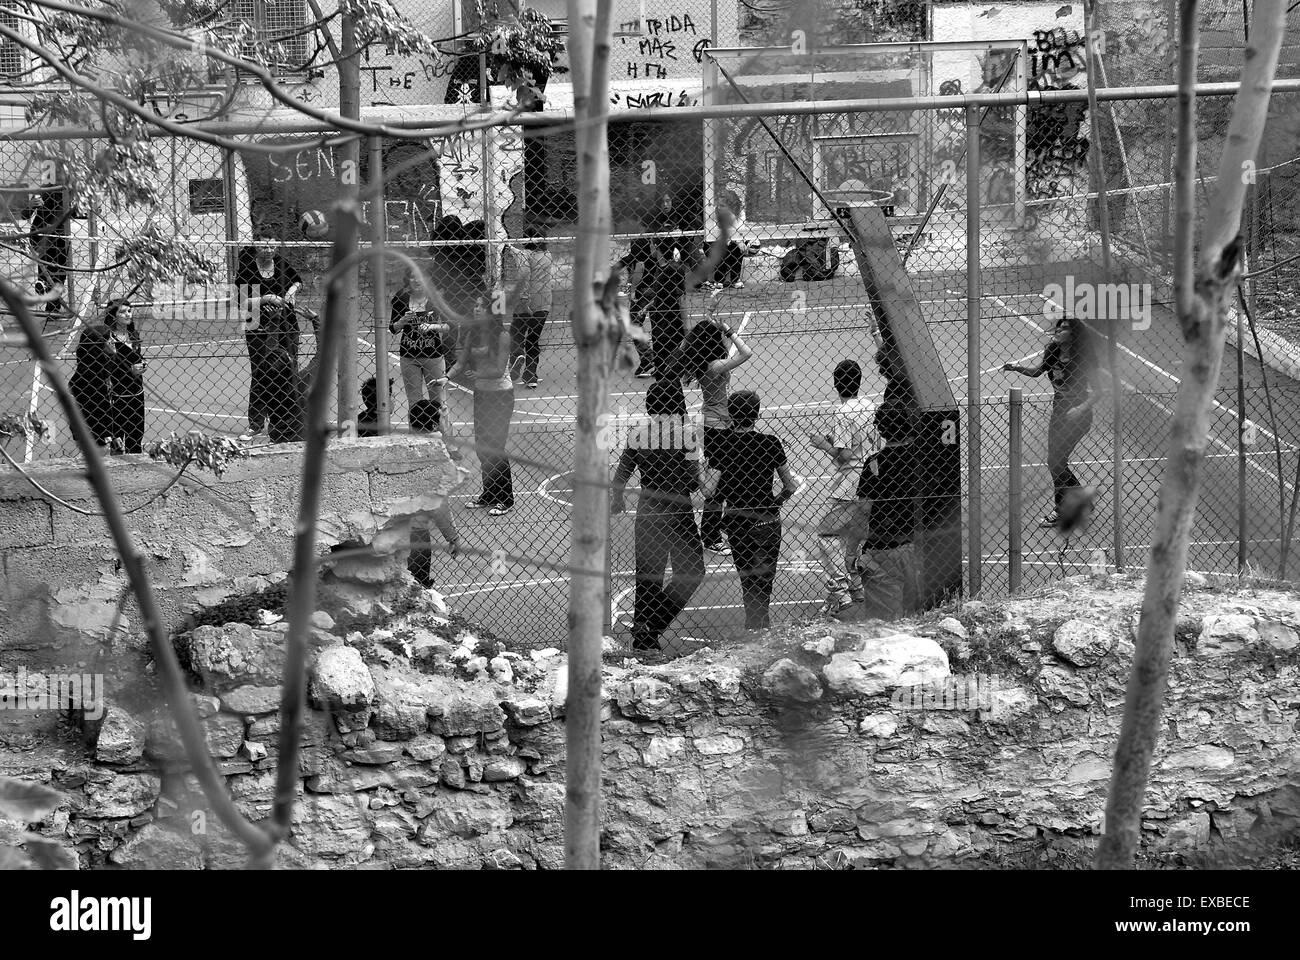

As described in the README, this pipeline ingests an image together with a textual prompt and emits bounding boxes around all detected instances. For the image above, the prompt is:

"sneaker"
[487,504,513,516]
[467,497,493,509]
[526,380,539,389]
[703,541,730,555]
[634,368,654,379]
[819,596,853,617]
[731,281,745,288]
[1039,510,1060,528]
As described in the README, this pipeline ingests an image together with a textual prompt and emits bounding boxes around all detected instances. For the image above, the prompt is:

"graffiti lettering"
[645,15,696,35]
[610,89,695,108]
[638,37,678,60]
[266,147,338,185]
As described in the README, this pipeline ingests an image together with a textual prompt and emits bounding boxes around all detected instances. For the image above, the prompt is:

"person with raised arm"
[675,316,753,555]
[1003,314,1108,527]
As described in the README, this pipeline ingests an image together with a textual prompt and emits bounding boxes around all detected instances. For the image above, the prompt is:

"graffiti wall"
[932,2,1092,216]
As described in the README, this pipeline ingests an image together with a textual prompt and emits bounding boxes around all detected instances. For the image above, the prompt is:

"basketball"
[298,209,329,239]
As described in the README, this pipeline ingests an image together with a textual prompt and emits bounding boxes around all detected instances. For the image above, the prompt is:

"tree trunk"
[1096,0,1287,869]
[564,0,615,870]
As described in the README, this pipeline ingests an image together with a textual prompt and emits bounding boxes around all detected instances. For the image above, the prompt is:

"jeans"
[725,512,782,629]
[399,354,446,411]
[858,542,921,620]
[510,311,548,383]
[817,499,866,604]
[632,496,705,646]
[1048,400,1093,507]
[700,427,731,546]
[473,387,514,507]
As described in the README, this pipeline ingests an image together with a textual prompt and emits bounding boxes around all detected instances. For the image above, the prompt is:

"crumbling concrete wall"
[0,436,456,740]
[6,576,1298,869]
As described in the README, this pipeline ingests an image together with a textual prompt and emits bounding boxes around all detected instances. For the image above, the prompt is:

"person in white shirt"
[808,359,879,615]
[505,226,555,389]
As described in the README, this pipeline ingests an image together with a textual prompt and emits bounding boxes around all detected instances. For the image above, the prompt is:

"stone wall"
[5,574,1298,869]
[0,436,456,742]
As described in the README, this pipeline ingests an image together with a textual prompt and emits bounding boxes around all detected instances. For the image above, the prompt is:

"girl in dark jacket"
[68,324,116,448]
[104,299,146,453]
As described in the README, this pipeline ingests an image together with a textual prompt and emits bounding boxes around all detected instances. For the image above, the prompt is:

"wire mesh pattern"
[3,45,1300,652]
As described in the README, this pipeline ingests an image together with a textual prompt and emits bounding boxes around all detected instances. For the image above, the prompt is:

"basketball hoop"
[822,188,894,208]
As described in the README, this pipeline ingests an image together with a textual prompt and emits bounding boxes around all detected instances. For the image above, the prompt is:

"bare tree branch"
[1096,0,1288,870]
[0,275,273,861]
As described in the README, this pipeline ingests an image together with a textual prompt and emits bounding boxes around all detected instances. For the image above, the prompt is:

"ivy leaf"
[0,778,63,823]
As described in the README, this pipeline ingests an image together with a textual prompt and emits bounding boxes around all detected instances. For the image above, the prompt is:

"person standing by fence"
[610,379,705,653]
[104,299,146,454]
[505,227,554,389]
[676,318,753,554]
[68,324,115,449]
[1002,314,1106,527]
[854,402,922,620]
[391,270,452,429]
[809,359,878,616]
[406,397,461,588]
[717,390,800,631]
[636,209,735,380]
[237,238,303,442]
[450,303,514,516]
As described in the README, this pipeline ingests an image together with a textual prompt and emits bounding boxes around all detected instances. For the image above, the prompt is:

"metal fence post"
[1009,388,1023,593]
[965,104,982,598]
[337,12,360,437]
[370,135,391,435]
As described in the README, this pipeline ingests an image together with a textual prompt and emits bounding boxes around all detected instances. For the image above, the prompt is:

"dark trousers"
[632,498,705,647]
[113,388,145,454]
[648,312,683,379]
[725,512,782,630]
[1047,399,1093,506]
[700,426,730,546]
[510,311,548,382]
[246,331,272,432]
[713,242,745,286]
[473,387,514,506]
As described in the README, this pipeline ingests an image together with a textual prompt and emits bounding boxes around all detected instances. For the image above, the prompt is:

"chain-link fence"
[4,46,1300,652]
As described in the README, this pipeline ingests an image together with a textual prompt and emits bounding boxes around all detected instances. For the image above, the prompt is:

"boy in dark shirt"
[716,390,800,630]
[853,402,922,620]
[610,380,705,651]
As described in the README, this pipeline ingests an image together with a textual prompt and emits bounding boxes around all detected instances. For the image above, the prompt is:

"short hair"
[410,397,442,433]
[361,376,378,408]
[728,390,761,429]
[645,379,686,417]
[875,401,914,443]
[833,359,861,398]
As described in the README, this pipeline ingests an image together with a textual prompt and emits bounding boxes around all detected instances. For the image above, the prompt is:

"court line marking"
[28,314,83,461]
